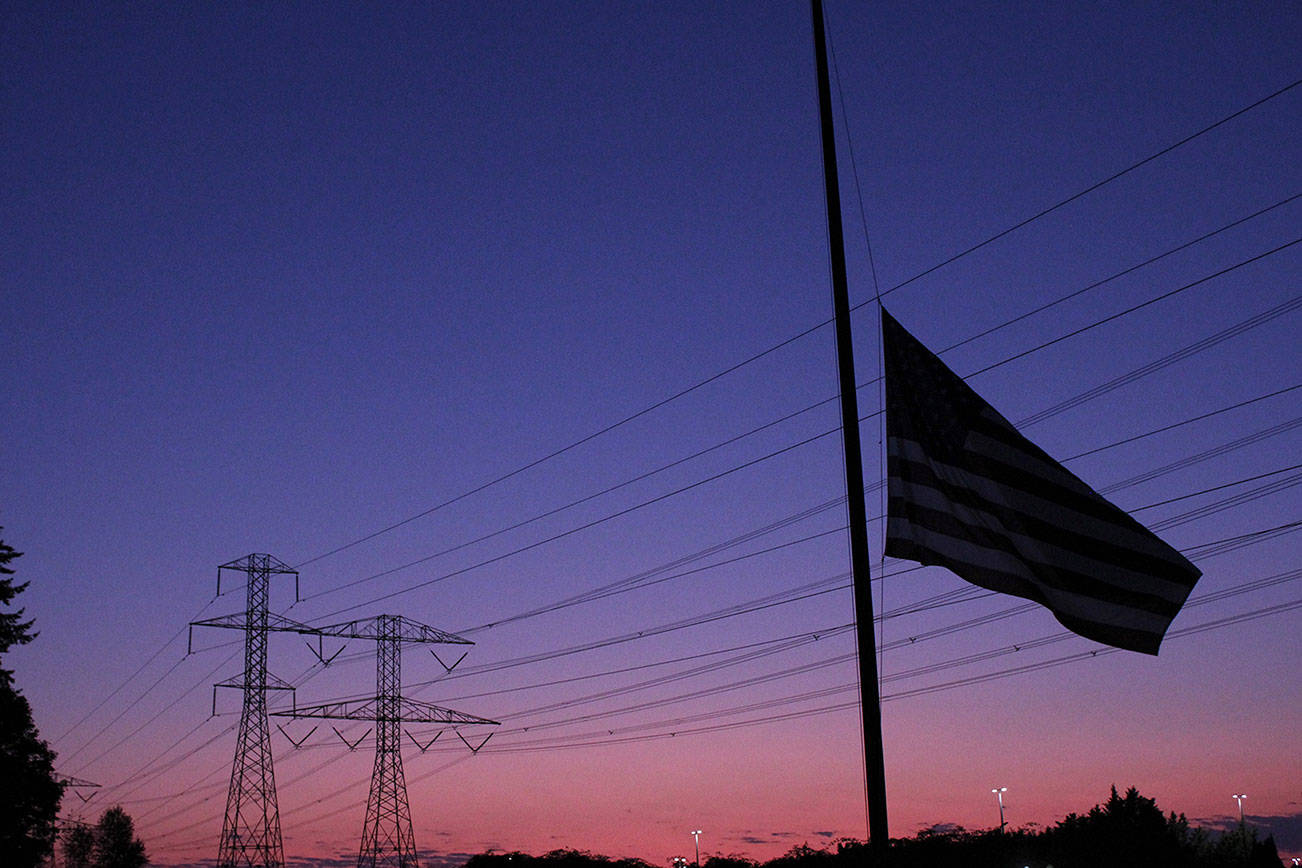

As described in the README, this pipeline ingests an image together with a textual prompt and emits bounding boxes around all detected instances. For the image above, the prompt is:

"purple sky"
[3,1,1300,865]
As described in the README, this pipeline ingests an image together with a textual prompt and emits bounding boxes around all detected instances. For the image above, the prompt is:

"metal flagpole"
[809,0,890,860]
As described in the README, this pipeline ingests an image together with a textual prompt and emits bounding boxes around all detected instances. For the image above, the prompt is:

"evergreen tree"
[0,527,64,867]
[0,682,63,866]
[0,530,37,681]
[92,805,147,868]
[1043,785,1199,868]
[704,855,760,868]
[64,821,97,868]
[1199,822,1286,868]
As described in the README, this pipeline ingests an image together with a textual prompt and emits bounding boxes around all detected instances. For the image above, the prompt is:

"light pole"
[992,787,1008,833]
[691,830,702,867]
[1232,794,1247,825]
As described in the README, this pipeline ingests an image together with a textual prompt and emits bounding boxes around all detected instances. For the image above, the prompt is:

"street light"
[1232,794,1247,824]
[992,787,1008,833]
[691,830,702,867]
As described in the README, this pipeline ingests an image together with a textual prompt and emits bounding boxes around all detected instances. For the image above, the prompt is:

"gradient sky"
[3,2,1300,866]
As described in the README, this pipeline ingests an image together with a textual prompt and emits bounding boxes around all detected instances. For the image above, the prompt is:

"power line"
[307,426,842,621]
[53,593,228,747]
[68,407,1298,801]
[1149,471,1302,531]
[226,214,1302,642]
[882,599,1302,702]
[903,194,1302,357]
[368,498,1299,709]
[64,648,239,777]
[874,78,1302,299]
[1181,520,1301,558]
[965,238,1301,379]
[297,423,1297,696]
[391,591,1302,756]
[238,422,1302,707]
[168,559,1298,850]
[208,556,1302,770]
[1132,462,1302,511]
[126,521,1298,855]
[289,82,1300,574]
[68,284,1302,843]
[292,315,836,571]
[476,570,1302,751]
[1017,294,1302,428]
[1100,416,1302,493]
[309,307,1297,626]
[1063,383,1300,460]
[60,656,189,769]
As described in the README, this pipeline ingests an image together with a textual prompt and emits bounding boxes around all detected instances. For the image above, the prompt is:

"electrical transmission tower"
[190,554,311,868]
[54,774,101,809]
[273,614,499,868]
[53,773,102,864]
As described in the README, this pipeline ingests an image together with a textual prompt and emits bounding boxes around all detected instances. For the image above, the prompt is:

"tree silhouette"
[64,822,96,868]
[703,855,759,868]
[92,805,147,868]
[1202,823,1285,868]
[461,786,1288,868]
[1042,785,1198,867]
[0,531,36,661]
[0,528,64,868]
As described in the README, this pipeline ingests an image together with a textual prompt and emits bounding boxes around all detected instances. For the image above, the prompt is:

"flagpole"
[809,0,890,860]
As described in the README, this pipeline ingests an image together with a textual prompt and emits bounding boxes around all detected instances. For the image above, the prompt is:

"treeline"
[464,787,1286,868]
[1,529,148,868]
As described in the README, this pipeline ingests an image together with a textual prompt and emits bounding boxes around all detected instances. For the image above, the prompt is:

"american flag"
[881,308,1202,654]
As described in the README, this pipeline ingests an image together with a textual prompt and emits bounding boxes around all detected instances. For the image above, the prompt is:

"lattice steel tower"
[191,554,302,868]
[275,614,499,868]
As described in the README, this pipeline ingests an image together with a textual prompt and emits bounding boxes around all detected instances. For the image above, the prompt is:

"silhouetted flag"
[881,308,1201,654]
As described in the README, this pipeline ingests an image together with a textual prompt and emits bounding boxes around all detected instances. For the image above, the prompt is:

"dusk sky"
[3,1,1300,866]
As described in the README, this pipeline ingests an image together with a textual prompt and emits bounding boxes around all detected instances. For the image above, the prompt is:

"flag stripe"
[963,426,1202,565]
[884,528,1176,638]
[889,442,1197,589]
[901,406,1193,566]
[891,528,1167,653]
[894,435,1183,562]
[885,491,1185,615]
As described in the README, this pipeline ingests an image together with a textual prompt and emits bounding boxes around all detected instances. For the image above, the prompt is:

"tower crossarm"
[311,614,473,645]
[399,698,499,727]
[273,698,381,721]
[189,611,324,654]
[272,698,498,727]
[55,818,95,832]
[220,553,297,574]
[190,611,320,634]
[216,670,296,692]
[54,774,101,789]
